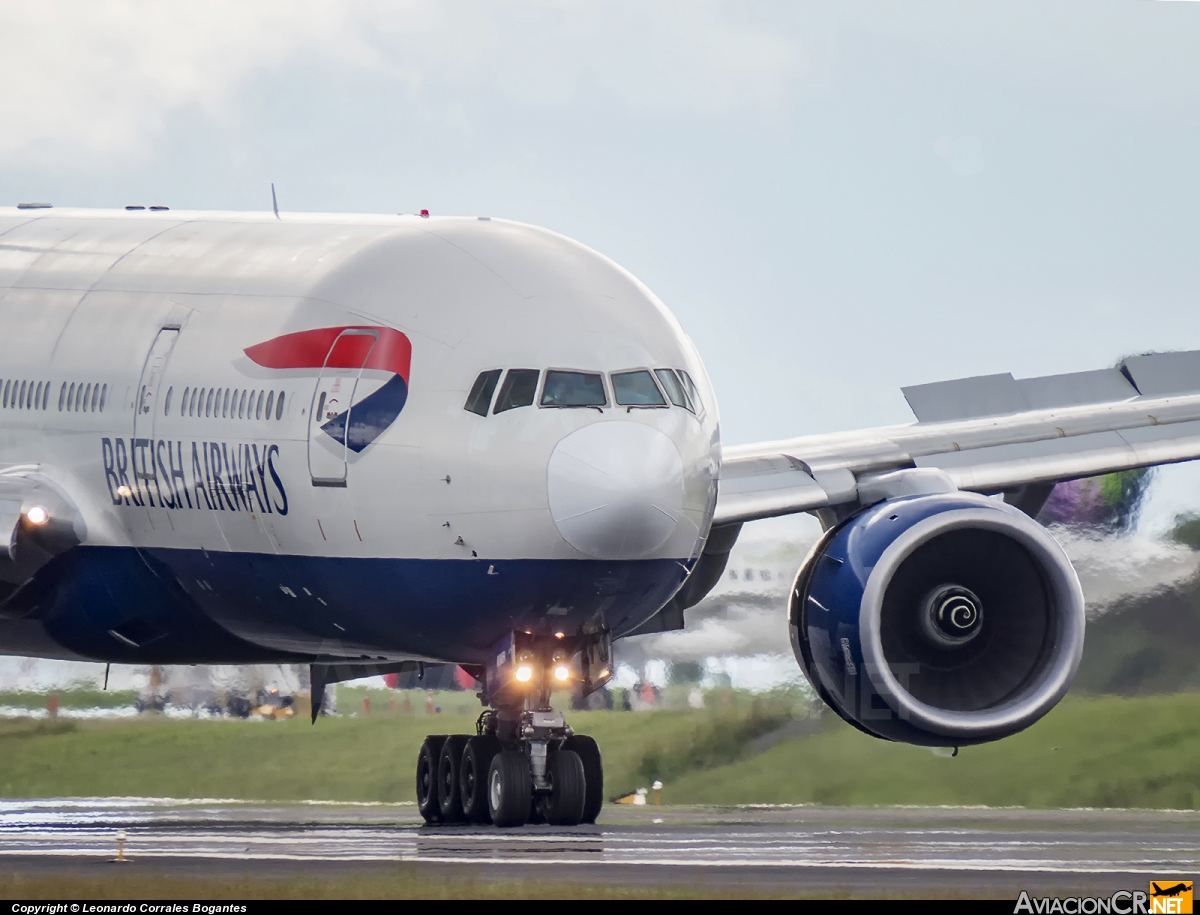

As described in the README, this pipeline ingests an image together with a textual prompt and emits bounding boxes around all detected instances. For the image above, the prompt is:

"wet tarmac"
[0,798,1195,896]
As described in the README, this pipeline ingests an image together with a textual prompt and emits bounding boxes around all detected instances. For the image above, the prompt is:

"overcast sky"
[3,0,1200,455]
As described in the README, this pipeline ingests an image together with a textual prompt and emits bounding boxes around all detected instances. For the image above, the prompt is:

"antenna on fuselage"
[271,183,280,220]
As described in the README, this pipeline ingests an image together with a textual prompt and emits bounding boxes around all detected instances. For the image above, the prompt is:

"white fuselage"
[0,208,720,664]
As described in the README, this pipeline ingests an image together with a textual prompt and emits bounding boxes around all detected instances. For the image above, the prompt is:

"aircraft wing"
[716,350,1200,526]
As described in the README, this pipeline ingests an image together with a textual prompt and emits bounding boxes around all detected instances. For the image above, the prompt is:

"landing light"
[25,506,48,526]
[515,664,533,683]
[553,665,570,682]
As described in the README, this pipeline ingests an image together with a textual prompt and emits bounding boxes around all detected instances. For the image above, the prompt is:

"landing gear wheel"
[437,735,469,823]
[488,750,532,828]
[564,735,603,824]
[416,735,447,825]
[459,735,501,824]
[527,795,546,826]
[540,749,586,827]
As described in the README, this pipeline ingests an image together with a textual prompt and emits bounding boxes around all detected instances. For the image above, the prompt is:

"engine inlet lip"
[858,498,1085,740]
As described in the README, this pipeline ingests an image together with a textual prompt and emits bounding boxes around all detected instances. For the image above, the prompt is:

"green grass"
[0,690,1198,809]
[0,689,139,710]
[664,692,1200,809]
[0,694,748,802]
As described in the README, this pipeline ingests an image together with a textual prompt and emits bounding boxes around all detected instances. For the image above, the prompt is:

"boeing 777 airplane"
[2,205,1200,827]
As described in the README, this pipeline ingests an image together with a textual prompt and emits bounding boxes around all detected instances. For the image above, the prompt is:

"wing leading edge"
[716,350,1200,526]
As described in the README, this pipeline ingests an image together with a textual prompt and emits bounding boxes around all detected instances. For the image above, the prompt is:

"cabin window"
[238,389,247,418]
[493,369,539,413]
[541,370,607,407]
[99,383,107,412]
[265,391,275,419]
[275,391,285,420]
[611,370,666,406]
[654,369,690,410]
[205,389,214,418]
[256,390,264,420]
[222,389,231,418]
[57,383,66,411]
[464,369,503,416]
[74,383,84,412]
[19,381,27,409]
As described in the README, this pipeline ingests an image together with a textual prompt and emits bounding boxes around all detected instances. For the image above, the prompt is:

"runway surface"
[0,799,1195,896]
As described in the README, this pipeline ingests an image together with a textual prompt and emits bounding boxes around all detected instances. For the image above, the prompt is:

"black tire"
[438,735,469,823]
[564,735,603,824]
[541,749,586,827]
[459,735,501,824]
[488,750,532,828]
[416,735,447,825]
[527,794,545,826]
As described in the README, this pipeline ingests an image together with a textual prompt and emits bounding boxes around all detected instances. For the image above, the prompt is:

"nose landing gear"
[415,630,611,828]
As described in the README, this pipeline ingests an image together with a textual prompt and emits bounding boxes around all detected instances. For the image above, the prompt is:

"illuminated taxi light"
[25,506,48,526]
[554,632,564,639]
[553,665,570,682]
[515,664,533,683]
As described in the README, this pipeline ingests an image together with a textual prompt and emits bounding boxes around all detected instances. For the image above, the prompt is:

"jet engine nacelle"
[790,492,1084,747]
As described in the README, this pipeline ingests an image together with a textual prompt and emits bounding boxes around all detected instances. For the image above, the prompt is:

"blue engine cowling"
[790,492,1085,747]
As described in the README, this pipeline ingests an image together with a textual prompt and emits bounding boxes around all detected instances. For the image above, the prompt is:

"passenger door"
[132,326,180,488]
[307,328,378,487]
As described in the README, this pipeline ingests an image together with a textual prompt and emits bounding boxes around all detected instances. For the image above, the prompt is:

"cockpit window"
[654,369,691,411]
[464,369,502,416]
[678,370,704,417]
[612,370,666,406]
[541,370,607,407]
[493,369,540,413]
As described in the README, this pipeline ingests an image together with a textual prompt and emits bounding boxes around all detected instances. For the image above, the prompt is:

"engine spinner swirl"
[921,584,983,648]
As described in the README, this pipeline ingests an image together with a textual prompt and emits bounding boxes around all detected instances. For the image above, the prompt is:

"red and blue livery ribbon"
[244,326,412,452]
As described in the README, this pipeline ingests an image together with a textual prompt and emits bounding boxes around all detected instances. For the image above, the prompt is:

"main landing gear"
[416,630,611,828]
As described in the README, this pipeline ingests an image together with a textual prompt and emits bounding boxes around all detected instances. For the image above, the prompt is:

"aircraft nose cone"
[547,421,684,560]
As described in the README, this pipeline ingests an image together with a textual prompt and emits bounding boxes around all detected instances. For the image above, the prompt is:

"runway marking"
[0,800,1195,876]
